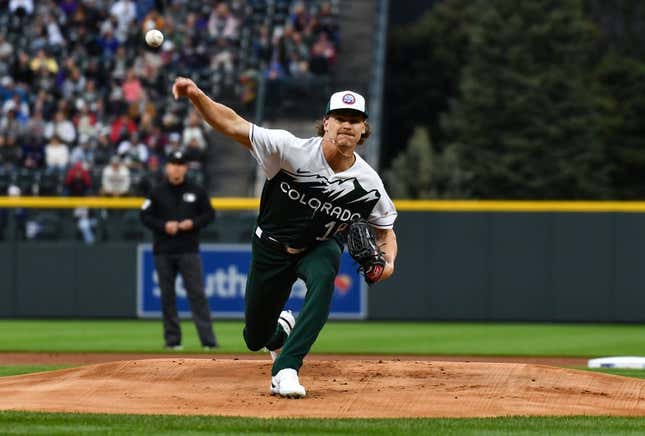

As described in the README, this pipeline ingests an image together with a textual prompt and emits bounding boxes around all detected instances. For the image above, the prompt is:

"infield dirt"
[1,357,645,418]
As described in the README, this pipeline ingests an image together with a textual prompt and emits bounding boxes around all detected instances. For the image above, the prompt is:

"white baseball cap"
[325,90,368,118]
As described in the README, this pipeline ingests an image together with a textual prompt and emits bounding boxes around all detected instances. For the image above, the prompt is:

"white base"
[587,356,645,369]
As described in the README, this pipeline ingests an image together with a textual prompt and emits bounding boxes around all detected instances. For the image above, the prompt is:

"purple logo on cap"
[342,93,356,105]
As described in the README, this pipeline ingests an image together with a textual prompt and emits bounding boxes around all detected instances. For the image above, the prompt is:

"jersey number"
[316,221,349,241]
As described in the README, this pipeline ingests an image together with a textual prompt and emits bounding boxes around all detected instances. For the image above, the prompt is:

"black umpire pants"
[154,253,216,347]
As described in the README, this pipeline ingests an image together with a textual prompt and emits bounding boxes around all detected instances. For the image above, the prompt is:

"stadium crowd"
[0,0,340,198]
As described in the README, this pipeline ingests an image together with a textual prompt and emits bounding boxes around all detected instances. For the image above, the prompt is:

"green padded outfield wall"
[1,211,645,321]
[1,243,138,318]
[368,212,645,321]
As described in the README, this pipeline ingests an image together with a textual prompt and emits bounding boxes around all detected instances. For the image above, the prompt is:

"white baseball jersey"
[249,124,397,247]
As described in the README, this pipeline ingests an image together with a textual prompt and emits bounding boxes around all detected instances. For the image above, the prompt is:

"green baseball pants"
[243,235,342,376]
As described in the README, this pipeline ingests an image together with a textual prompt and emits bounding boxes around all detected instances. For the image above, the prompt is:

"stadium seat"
[90,167,104,195]
[275,0,291,14]
[38,171,63,196]
[0,168,12,195]
[15,168,36,196]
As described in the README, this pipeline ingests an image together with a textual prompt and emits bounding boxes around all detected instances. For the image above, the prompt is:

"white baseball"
[145,29,164,47]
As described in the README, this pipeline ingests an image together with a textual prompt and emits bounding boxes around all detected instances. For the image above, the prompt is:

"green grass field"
[2,319,645,355]
[2,320,645,434]
[1,413,645,435]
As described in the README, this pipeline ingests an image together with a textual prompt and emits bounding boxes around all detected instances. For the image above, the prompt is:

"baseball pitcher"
[173,77,398,398]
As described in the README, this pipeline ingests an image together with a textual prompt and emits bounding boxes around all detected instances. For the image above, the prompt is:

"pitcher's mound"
[1,358,645,418]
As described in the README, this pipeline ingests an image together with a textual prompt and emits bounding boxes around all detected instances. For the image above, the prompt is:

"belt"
[255,227,307,255]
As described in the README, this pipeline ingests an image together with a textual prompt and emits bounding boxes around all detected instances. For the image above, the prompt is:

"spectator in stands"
[32,90,56,121]
[61,65,87,99]
[211,37,234,74]
[142,8,165,32]
[70,135,95,167]
[110,112,137,144]
[278,25,309,72]
[0,135,22,170]
[178,12,199,44]
[184,137,206,171]
[313,1,338,43]
[98,27,120,59]
[11,51,34,87]
[144,125,166,156]
[59,0,79,17]
[0,35,13,63]
[29,49,58,74]
[93,131,113,167]
[101,155,130,196]
[25,109,46,144]
[239,69,259,108]
[137,153,163,196]
[45,110,76,145]
[3,93,30,122]
[0,0,341,203]
[74,100,99,139]
[208,3,238,40]
[64,161,91,196]
[84,58,108,91]
[122,69,144,103]
[110,0,136,42]
[0,77,15,103]
[45,134,69,171]
[82,79,101,106]
[0,100,28,139]
[179,35,207,72]
[133,48,163,85]
[266,59,286,81]
[253,25,273,63]
[309,32,336,75]
[44,13,65,48]
[288,53,311,79]
[9,0,34,16]
[81,0,102,30]
[135,91,158,133]
[107,81,126,115]
[21,136,45,170]
[163,131,181,154]
[33,63,57,95]
[28,16,49,53]
[136,0,156,22]
[117,131,148,169]
[290,1,312,33]
[161,109,182,135]
[182,111,207,151]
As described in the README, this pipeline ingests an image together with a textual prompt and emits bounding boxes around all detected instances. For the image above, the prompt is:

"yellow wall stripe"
[1,197,645,212]
[0,197,260,210]
[392,200,645,212]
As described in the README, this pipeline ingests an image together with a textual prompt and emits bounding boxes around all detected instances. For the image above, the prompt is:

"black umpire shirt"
[140,179,215,254]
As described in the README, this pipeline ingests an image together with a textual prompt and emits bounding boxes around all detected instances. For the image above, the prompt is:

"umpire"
[140,150,218,350]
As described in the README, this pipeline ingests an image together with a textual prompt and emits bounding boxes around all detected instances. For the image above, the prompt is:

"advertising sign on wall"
[137,244,366,319]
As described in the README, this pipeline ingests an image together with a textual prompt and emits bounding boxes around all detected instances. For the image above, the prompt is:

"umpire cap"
[167,150,187,165]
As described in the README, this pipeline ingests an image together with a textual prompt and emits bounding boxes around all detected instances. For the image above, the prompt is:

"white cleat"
[270,368,306,398]
[267,310,296,362]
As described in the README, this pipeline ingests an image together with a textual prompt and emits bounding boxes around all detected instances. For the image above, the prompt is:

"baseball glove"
[347,219,386,284]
